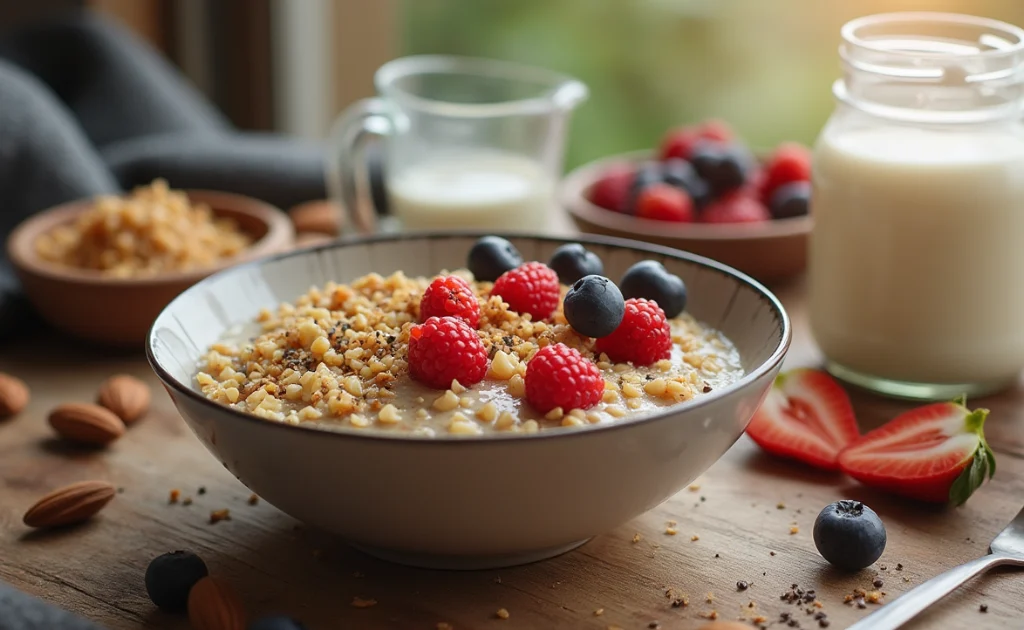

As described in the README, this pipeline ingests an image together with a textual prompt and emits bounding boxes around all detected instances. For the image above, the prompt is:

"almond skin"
[97,374,151,424]
[0,372,29,418]
[49,403,126,446]
[288,200,341,236]
[188,576,246,630]
[23,480,116,528]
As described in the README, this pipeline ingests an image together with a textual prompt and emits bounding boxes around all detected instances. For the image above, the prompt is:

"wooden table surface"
[2,278,1023,630]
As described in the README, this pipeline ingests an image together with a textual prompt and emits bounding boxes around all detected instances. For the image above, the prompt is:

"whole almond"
[49,403,125,446]
[97,374,151,424]
[288,200,341,236]
[0,372,29,418]
[23,480,116,528]
[188,576,246,630]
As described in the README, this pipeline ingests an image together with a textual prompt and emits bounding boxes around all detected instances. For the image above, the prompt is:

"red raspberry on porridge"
[194,238,744,437]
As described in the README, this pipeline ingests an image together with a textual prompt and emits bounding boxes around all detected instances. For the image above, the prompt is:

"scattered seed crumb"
[790,526,800,535]
[737,581,749,591]
[879,565,887,571]
[770,551,776,556]
[665,527,677,536]
[667,519,677,526]
[352,596,377,608]
[671,597,688,608]
[819,620,830,628]
[699,610,718,620]
[182,497,193,506]
[706,592,714,603]
[843,595,853,604]
[437,623,453,630]
[495,608,510,620]
[688,484,701,491]
[700,496,706,502]
[872,578,883,588]
[748,601,756,608]
[714,553,720,558]
[865,591,883,604]
[777,502,786,509]
[980,604,988,613]
[198,486,207,495]
[856,599,867,609]
[632,533,643,544]
[247,493,259,505]
[753,615,768,624]
[593,608,604,616]
[169,489,180,504]
[209,508,230,523]
[813,601,823,608]
[895,563,903,571]
[690,534,699,541]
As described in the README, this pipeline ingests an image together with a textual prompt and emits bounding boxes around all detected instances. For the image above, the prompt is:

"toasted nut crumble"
[209,508,230,523]
[195,272,743,435]
[495,608,510,620]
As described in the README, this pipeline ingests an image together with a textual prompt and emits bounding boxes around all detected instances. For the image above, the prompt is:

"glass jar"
[809,12,1024,400]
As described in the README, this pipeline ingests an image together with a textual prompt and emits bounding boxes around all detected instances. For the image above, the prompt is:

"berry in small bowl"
[560,119,813,282]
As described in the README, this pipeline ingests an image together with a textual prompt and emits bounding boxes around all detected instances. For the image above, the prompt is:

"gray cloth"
[0,60,119,338]
[102,133,328,212]
[0,581,106,630]
[0,10,230,148]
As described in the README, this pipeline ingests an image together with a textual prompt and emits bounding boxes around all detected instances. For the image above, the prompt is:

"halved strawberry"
[746,369,860,470]
[838,396,995,506]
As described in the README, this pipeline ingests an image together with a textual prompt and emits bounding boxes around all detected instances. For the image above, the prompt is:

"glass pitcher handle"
[325,97,393,235]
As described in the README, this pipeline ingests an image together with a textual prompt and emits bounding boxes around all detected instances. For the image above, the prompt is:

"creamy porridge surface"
[195,270,744,436]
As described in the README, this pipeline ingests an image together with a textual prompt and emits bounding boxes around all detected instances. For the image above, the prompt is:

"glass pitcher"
[325,55,588,235]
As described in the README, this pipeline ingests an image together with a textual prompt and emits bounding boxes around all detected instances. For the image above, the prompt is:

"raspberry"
[701,193,771,224]
[596,298,672,366]
[588,165,634,213]
[420,275,480,328]
[759,142,812,202]
[407,317,488,389]
[635,184,696,222]
[525,343,604,413]
[491,262,560,321]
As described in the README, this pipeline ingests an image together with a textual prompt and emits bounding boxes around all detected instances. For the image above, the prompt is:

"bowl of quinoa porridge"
[7,180,294,346]
[148,233,789,569]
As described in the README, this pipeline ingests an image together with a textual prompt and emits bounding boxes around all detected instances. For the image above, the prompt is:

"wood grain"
[1,280,1022,630]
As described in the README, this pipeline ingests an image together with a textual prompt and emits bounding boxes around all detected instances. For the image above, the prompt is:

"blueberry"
[813,500,887,571]
[769,181,811,219]
[248,616,308,630]
[145,550,209,613]
[619,260,687,318]
[690,142,752,195]
[563,275,625,338]
[468,236,523,282]
[663,159,710,209]
[627,162,664,214]
[549,243,604,284]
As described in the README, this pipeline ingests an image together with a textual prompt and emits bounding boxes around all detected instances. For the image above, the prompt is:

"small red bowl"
[559,150,811,284]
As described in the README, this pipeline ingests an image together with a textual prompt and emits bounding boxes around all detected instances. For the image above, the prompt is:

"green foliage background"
[401,0,1024,168]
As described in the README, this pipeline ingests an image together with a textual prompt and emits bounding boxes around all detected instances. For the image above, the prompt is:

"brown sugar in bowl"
[7,190,294,348]
[560,151,811,284]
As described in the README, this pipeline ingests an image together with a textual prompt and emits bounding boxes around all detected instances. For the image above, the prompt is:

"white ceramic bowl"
[147,233,790,570]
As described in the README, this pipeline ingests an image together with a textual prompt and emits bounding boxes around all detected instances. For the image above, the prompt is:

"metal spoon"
[848,505,1024,629]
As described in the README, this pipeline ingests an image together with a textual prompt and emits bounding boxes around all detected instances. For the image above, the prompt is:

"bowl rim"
[560,149,813,241]
[147,230,791,446]
[6,189,294,288]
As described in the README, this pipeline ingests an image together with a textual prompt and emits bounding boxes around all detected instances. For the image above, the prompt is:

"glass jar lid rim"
[842,12,1024,60]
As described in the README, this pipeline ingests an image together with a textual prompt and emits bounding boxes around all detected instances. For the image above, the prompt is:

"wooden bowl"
[7,190,295,348]
[560,151,811,283]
